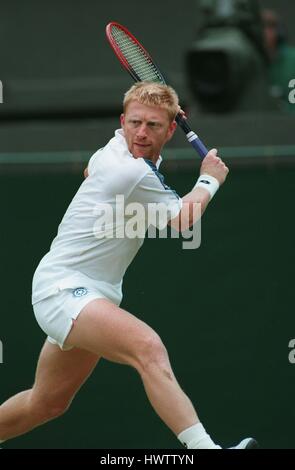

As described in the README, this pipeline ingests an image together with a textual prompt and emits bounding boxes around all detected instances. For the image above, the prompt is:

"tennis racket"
[106,22,209,159]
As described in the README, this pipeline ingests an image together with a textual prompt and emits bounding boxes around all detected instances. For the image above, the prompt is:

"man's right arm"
[169,149,229,232]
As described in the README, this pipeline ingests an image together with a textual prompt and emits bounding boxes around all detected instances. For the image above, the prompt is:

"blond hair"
[123,82,179,122]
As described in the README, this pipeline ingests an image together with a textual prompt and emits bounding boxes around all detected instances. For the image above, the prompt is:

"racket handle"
[175,114,208,160]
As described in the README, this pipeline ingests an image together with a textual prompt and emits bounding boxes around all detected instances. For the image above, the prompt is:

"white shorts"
[33,286,106,351]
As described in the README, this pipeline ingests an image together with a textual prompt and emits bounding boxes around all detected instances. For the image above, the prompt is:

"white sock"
[178,422,221,449]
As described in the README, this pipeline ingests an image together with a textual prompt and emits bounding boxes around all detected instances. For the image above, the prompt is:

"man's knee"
[135,333,170,374]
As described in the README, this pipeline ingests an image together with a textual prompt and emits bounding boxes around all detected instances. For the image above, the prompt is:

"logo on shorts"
[73,287,88,297]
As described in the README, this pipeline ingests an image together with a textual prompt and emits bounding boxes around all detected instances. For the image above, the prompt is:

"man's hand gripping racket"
[106,22,209,160]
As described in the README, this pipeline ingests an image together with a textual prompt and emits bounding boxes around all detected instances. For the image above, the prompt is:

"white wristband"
[193,174,219,200]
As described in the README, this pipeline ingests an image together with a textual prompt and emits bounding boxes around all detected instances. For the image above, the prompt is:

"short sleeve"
[87,148,103,176]
[129,169,182,229]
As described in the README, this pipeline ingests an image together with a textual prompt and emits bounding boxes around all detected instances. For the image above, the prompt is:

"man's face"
[120,100,176,162]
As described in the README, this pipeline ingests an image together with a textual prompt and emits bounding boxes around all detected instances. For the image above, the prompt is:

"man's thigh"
[32,340,100,403]
[64,298,162,368]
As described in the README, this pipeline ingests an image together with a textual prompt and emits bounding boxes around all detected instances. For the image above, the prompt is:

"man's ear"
[166,120,177,142]
[120,113,125,127]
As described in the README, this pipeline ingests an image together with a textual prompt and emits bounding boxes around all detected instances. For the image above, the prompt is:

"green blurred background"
[0,0,294,449]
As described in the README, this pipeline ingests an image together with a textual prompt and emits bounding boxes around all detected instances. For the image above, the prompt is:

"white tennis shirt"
[32,129,182,306]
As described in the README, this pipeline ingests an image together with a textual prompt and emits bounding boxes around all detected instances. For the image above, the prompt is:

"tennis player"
[0,82,257,449]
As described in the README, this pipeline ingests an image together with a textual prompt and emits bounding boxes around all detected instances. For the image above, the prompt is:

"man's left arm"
[169,149,229,232]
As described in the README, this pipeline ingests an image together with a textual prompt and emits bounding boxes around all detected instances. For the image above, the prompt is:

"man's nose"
[136,124,148,138]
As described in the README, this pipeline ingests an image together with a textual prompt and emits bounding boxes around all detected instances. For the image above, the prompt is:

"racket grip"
[176,114,209,160]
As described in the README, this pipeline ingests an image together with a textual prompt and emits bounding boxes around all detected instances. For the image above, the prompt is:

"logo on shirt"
[73,287,88,297]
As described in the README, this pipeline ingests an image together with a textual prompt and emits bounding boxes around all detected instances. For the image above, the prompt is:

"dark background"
[0,0,294,449]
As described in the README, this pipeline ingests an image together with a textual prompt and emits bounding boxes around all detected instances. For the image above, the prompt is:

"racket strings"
[111,26,163,82]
